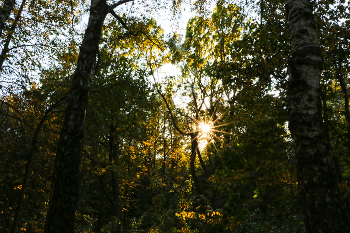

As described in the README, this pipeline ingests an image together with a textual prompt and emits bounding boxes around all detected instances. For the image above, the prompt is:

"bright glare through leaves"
[195,114,231,151]
[198,121,215,141]
[199,122,213,134]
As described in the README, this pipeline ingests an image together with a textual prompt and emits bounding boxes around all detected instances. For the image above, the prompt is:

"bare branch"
[154,81,188,135]
[108,0,134,11]
[150,66,189,135]
[191,83,200,118]
[110,10,129,29]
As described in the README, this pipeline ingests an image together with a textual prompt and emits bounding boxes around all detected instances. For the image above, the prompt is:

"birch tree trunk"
[44,0,108,232]
[285,0,350,232]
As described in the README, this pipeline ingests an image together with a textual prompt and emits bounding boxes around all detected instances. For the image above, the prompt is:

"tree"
[0,0,26,70]
[0,84,64,232]
[314,0,350,178]
[285,0,350,232]
[0,0,349,232]
[164,3,302,232]
[10,93,65,233]
[0,0,15,37]
[44,0,133,232]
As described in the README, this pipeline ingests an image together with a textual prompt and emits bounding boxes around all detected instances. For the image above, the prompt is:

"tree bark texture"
[44,1,108,232]
[0,0,15,37]
[285,0,350,232]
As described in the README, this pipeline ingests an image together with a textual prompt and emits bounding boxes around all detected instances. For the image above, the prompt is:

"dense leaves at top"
[0,0,349,232]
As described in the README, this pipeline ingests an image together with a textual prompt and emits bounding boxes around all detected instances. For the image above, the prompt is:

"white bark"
[285,0,350,232]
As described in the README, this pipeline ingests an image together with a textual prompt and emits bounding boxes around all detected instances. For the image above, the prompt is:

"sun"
[195,117,231,151]
[199,122,213,134]
[193,112,232,151]
[195,121,215,150]
[198,121,214,140]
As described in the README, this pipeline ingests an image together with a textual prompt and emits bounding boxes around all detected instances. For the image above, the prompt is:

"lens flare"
[199,122,212,134]
[193,111,231,151]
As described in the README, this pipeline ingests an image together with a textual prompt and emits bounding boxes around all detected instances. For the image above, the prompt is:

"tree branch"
[109,10,164,51]
[108,0,134,11]
[154,81,189,135]
[110,10,129,30]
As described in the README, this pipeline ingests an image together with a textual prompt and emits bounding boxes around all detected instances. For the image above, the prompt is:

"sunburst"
[199,121,213,136]
[193,112,232,150]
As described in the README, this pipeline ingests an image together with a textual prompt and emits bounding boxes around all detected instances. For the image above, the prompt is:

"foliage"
[0,0,349,232]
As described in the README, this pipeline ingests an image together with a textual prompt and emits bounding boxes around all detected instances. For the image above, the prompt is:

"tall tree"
[285,0,350,232]
[44,0,132,232]
[10,94,65,233]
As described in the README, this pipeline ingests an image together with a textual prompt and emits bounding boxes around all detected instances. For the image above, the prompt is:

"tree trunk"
[285,0,350,232]
[335,63,350,153]
[44,1,108,232]
[162,113,167,176]
[190,133,200,193]
[109,121,121,232]
[320,88,343,182]
[10,97,65,233]
[0,0,26,70]
[0,0,16,37]
[196,148,208,175]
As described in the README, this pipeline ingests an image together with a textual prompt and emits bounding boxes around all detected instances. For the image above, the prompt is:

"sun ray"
[211,129,231,134]
[190,109,235,152]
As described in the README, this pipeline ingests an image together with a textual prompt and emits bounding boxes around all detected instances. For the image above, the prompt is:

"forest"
[0,0,350,232]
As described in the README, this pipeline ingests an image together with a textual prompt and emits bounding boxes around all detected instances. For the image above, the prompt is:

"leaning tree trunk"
[285,0,350,232]
[43,1,108,232]
[10,97,65,233]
